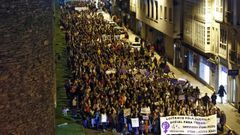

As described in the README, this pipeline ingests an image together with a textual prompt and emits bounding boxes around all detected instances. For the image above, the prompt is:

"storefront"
[173,40,182,68]
[186,49,217,89]
[199,56,217,88]
[188,51,198,75]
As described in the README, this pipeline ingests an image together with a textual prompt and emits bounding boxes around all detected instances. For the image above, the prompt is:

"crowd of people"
[60,2,227,135]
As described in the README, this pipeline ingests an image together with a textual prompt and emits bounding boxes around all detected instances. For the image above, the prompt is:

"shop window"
[199,57,210,84]
[188,51,198,74]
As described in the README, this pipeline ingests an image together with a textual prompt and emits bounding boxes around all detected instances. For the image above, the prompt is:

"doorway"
[229,77,237,104]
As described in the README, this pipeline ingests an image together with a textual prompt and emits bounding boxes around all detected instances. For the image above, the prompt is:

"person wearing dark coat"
[211,92,217,105]
[219,111,226,132]
[218,85,227,104]
[202,93,210,107]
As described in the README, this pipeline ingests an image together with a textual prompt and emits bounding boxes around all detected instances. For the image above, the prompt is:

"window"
[220,28,227,44]
[147,0,150,17]
[195,23,205,47]
[227,0,233,12]
[220,44,227,50]
[151,0,154,18]
[196,0,205,16]
[232,39,237,51]
[169,8,172,22]
[220,0,223,12]
[155,1,158,20]
[207,27,210,45]
[160,5,163,19]
[215,0,223,12]
[164,6,167,20]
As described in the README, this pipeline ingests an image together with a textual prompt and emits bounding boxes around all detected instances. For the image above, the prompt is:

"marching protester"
[60,2,226,134]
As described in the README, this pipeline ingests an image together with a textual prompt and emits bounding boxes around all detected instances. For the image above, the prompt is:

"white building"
[134,0,181,62]
[180,0,240,107]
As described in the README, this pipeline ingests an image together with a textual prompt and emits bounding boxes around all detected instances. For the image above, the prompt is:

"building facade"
[220,0,240,106]
[134,0,180,62]
[128,0,240,107]
[178,0,240,107]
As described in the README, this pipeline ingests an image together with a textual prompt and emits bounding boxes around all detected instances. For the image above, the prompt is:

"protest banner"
[160,114,217,135]
[141,107,151,114]
[124,108,131,117]
[131,118,139,127]
[101,114,107,123]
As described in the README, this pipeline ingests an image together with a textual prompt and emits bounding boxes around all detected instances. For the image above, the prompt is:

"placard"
[124,108,131,117]
[131,118,139,127]
[160,114,217,135]
[143,115,149,120]
[141,107,151,114]
[101,114,107,123]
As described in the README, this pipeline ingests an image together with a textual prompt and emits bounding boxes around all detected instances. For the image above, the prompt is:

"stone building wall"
[0,0,55,134]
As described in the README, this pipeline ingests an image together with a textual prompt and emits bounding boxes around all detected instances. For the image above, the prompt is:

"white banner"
[160,114,217,135]
[131,118,139,127]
